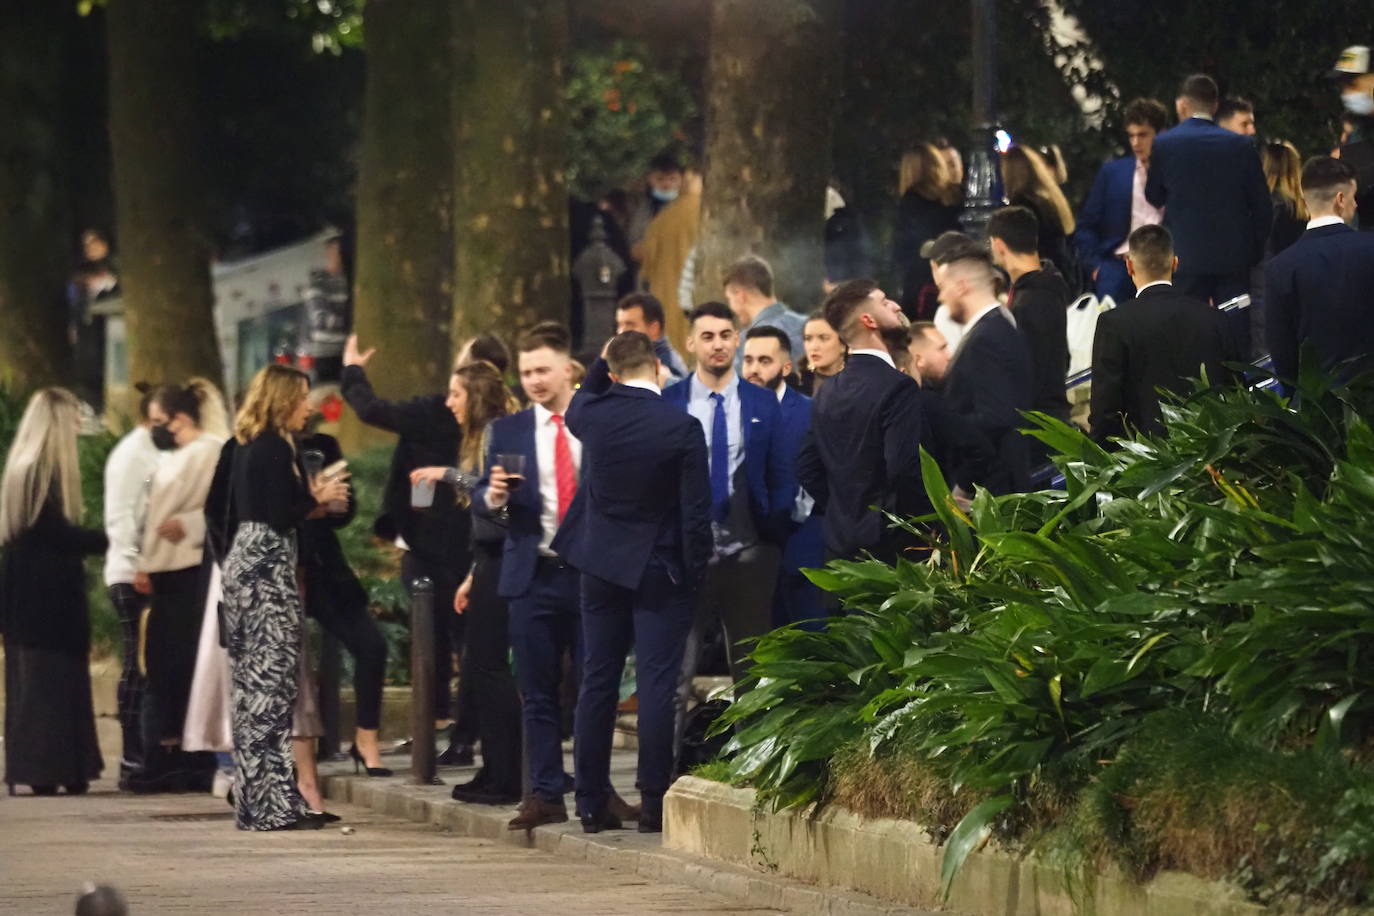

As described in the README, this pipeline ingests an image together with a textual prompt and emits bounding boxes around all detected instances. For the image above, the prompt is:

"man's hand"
[133,572,152,596]
[343,334,376,369]
[485,465,510,509]
[156,518,186,544]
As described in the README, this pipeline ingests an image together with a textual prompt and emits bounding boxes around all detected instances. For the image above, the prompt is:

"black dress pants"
[461,547,522,794]
[306,568,388,732]
[143,567,205,749]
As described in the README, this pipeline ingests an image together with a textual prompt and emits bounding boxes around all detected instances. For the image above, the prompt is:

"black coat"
[1264,222,1374,385]
[0,498,108,654]
[798,353,927,561]
[340,364,470,568]
[918,386,997,494]
[892,190,960,316]
[942,309,1033,494]
[1088,283,1228,441]
[1009,264,1072,422]
[1010,194,1081,293]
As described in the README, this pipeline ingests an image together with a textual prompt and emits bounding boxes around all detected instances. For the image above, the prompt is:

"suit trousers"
[507,560,582,803]
[143,567,206,749]
[574,563,695,816]
[673,543,780,759]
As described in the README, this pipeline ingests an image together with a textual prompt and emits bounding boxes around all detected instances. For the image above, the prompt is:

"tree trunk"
[106,0,223,401]
[694,0,840,312]
[342,0,455,450]
[450,0,571,344]
[0,2,73,395]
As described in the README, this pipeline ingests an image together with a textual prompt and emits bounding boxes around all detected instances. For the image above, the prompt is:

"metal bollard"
[409,576,438,785]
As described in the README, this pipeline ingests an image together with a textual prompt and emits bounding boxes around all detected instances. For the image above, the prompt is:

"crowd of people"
[3,48,1374,841]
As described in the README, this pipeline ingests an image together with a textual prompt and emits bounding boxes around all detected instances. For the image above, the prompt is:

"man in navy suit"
[798,280,926,562]
[552,332,712,834]
[741,325,826,630]
[1074,97,1169,305]
[1144,73,1272,305]
[937,250,1035,494]
[1266,156,1374,386]
[662,302,795,754]
[474,323,623,831]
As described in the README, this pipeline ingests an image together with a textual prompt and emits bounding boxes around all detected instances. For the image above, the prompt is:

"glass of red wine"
[496,453,527,493]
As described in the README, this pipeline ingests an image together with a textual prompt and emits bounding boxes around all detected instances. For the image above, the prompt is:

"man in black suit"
[797,280,925,562]
[988,205,1072,429]
[1089,225,1229,441]
[1265,156,1374,387]
[937,249,1034,494]
[1144,74,1272,305]
[552,332,712,835]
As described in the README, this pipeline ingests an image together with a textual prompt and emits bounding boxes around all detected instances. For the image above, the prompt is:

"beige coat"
[639,187,701,354]
[139,433,224,574]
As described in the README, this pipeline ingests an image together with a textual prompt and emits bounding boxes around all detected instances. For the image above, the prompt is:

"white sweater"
[103,426,161,586]
[139,433,225,575]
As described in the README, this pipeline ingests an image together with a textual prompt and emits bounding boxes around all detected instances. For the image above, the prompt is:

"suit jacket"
[797,353,926,560]
[661,373,796,544]
[1088,283,1228,440]
[775,385,825,573]
[339,365,469,567]
[550,361,712,591]
[942,309,1033,494]
[1144,117,1272,276]
[473,409,553,599]
[1074,155,1137,301]
[1264,222,1374,385]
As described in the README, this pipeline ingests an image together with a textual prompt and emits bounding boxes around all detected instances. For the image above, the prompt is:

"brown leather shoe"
[507,795,569,830]
[606,790,641,823]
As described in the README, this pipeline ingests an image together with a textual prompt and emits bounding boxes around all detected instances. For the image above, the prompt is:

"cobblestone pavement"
[0,778,785,916]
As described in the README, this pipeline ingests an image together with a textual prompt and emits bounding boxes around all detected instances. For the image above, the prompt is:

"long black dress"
[1,499,109,793]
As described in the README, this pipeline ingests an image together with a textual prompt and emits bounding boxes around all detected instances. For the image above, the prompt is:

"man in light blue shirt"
[722,255,807,371]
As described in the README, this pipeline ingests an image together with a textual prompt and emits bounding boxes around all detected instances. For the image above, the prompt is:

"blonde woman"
[129,379,228,792]
[221,365,348,830]
[1262,140,1309,257]
[410,360,524,804]
[1002,144,1081,288]
[1,388,108,796]
[893,144,963,317]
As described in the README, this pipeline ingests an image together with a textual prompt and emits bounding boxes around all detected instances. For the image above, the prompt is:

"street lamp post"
[960,0,1005,237]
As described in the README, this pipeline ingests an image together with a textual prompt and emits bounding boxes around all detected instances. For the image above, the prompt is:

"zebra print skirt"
[221,522,310,830]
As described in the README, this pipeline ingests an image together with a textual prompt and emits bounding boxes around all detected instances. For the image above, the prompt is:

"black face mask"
[151,424,177,451]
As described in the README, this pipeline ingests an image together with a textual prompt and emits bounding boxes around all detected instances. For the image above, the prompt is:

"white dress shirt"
[846,348,896,369]
[532,402,581,555]
[1307,215,1347,230]
[621,379,661,395]
[103,426,160,586]
[1135,280,1173,294]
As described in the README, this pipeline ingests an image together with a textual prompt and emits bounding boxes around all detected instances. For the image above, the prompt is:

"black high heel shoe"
[349,744,393,777]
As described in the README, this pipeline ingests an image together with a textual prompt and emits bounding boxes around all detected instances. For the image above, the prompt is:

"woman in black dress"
[1,388,108,796]
[221,365,348,830]
[892,144,963,319]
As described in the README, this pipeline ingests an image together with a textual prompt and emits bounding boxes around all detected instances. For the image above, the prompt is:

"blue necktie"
[709,392,730,522]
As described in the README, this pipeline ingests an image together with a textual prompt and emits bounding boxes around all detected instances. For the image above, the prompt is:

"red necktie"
[551,414,576,523]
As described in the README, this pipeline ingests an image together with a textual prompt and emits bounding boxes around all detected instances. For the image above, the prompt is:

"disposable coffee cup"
[411,478,436,509]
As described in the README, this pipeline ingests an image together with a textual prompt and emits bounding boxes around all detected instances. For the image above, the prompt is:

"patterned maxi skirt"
[221,522,310,830]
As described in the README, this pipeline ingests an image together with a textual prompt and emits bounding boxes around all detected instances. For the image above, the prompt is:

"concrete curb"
[321,766,936,916]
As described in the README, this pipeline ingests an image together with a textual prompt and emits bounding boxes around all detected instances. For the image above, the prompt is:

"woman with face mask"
[128,379,229,792]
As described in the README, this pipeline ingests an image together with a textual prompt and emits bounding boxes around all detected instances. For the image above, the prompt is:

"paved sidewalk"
[0,776,782,916]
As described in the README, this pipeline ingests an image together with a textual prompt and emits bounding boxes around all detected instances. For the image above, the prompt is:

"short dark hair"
[648,152,683,174]
[616,292,666,329]
[1217,97,1254,122]
[1301,155,1357,203]
[688,300,737,328]
[721,255,774,298]
[1122,97,1169,133]
[909,321,941,352]
[605,331,658,376]
[822,279,879,342]
[745,324,792,356]
[150,383,202,425]
[1179,73,1219,109]
[1126,224,1174,276]
[516,321,572,355]
[986,205,1039,256]
[465,332,510,374]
